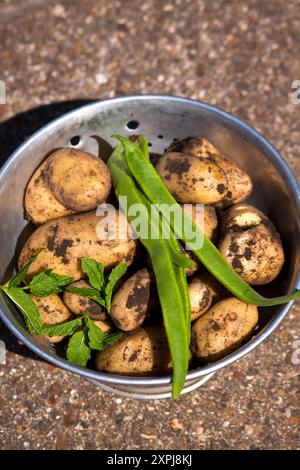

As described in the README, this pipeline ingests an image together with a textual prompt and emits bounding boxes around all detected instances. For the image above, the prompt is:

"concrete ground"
[0,0,299,450]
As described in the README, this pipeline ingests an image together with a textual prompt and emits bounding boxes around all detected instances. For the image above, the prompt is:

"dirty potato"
[182,204,218,240]
[110,269,151,331]
[46,148,112,212]
[219,204,285,285]
[95,325,172,375]
[18,210,136,280]
[30,294,72,343]
[196,271,228,304]
[167,137,252,207]
[24,159,73,225]
[191,297,258,360]
[188,279,212,321]
[63,280,107,320]
[156,152,228,204]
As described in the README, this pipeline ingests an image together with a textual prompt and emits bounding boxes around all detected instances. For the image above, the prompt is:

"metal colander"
[0,95,299,399]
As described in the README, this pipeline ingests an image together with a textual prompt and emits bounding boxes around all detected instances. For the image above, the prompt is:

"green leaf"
[64,286,106,308]
[40,317,83,337]
[81,258,105,291]
[84,314,106,349]
[101,331,124,348]
[66,330,91,367]
[85,314,123,350]
[2,286,43,333]
[105,263,128,312]
[9,250,43,288]
[47,272,74,287]
[28,270,73,297]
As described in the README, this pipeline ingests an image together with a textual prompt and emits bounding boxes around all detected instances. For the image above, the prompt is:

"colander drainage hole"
[69,135,81,147]
[126,120,139,130]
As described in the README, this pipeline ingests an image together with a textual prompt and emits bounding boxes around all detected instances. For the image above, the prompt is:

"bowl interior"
[0,95,299,385]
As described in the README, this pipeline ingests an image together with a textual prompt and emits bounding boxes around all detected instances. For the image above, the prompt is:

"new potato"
[63,280,107,320]
[188,279,212,321]
[219,204,285,285]
[95,325,172,375]
[30,293,72,343]
[18,210,136,280]
[167,137,252,207]
[24,159,73,225]
[47,148,112,212]
[24,148,112,225]
[191,297,259,359]
[110,268,151,331]
[156,152,228,204]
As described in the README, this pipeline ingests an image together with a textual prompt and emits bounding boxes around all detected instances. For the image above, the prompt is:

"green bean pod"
[115,136,300,307]
[107,146,189,399]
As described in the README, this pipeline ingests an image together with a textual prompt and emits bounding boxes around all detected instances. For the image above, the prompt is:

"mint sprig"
[66,329,91,366]
[28,271,74,297]
[0,253,125,368]
[65,258,128,312]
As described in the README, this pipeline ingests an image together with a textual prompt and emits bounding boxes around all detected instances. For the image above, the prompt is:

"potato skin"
[94,320,113,334]
[24,159,73,225]
[30,294,72,343]
[167,137,252,207]
[46,148,112,212]
[219,205,285,285]
[189,280,212,321]
[110,269,150,331]
[156,152,228,204]
[182,204,218,241]
[196,271,228,304]
[95,325,172,375]
[221,204,266,231]
[18,210,136,280]
[63,280,107,320]
[191,298,258,360]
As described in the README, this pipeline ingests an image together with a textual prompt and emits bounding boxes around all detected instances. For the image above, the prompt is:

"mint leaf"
[84,314,106,349]
[81,258,104,291]
[105,263,127,312]
[66,330,91,367]
[85,314,123,350]
[28,270,73,297]
[40,317,83,337]
[2,286,43,333]
[47,272,74,287]
[9,250,43,288]
[101,331,124,349]
[64,285,106,308]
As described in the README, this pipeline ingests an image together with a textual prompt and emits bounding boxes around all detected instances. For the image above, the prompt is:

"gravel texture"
[0,0,299,450]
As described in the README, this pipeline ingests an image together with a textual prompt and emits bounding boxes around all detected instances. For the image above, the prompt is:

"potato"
[95,325,172,376]
[156,152,228,204]
[221,204,266,230]
[191,297,258,359]
[167,137,252,207]
[63,280,107,320]
[182,204,218,241]
[196,271,228,304]
[30,294,72,343]
[46,148,112,212]
[189,279,212,321]
[94,320,113,334]
[18,210,137,280]
[110,269,150,331]
[24,159,73,225]
[219,204,285,285]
